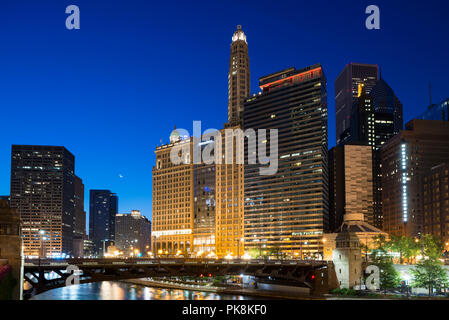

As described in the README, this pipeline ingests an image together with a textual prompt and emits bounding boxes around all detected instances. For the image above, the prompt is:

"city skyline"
[1,1,449,222]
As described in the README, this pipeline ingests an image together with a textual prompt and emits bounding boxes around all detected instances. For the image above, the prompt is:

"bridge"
[23,258,334,299]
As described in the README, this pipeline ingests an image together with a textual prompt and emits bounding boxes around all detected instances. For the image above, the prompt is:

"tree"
[419,234,444,260]
[411,258,449,297]
[390,235,420,264]
[371,244,401,293]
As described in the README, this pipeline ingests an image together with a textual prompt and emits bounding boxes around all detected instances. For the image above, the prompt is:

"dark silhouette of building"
[335,63,378,145]
[73,176,86,258]
[0,196,10,206]
[419,98,449,122]
[115,210,151,257]
[243,64,328,257]
[10,145,75,258]
[89,190,117,256]
[382,120,449,237]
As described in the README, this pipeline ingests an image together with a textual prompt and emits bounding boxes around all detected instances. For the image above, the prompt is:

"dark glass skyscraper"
[418,98,449,122]
[243,64,328,258]
[89,190,118,256]
[335,63,378,145]
[10,145,75,257]
[115,210,151,256]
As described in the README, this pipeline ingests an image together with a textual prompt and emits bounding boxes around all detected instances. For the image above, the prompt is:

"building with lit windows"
[243,64,328,258]
[115,210,151,257]
[152,131,194,256]
[423,163,449,245]
[335,63,379,145]
[215,126,245,258]
[341,80,403,228]
[227,25,250,126]
[193,163,216,256]
[382,120,449,237]
[89,190,117,257]
[418,98,449,122]
[10,145,75,258]
[328,144,373,231]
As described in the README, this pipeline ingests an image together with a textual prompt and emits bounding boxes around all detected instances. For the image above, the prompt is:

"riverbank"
[121,278,323,300]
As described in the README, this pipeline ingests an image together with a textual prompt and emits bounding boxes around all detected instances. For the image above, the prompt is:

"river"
[30,281,256,300]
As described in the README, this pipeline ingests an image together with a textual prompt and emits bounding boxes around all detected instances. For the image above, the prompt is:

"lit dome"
[232,25,247,43]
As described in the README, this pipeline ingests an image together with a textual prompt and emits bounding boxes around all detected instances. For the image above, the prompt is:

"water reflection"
[31,281,254,300]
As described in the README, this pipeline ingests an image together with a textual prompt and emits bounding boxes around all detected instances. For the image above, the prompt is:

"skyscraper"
[243,64,328,258]
[115,210,151,257]
[193,163,216,255]
[335,63,378,145]
[89,190,117,256]
[423,163,449,246]
[418,98,449,122]
[227,25,250,126]
[73,175,86,257]
[152,133,194,255]
[382,120,449,237]
[341,80,403,228]
[10,145,75,257]
[214,127,245,258]
[328,144,374,231]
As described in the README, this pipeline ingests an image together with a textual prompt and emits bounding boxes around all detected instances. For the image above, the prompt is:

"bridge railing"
[24,257,326,267]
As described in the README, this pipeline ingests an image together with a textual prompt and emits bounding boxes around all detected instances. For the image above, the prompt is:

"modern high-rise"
[243,64,328,258]
[328,144,374,231]
[73,176,86,257]
[152,133,194,255]
[418,98,449,122]
[343,80,403,228]
[10,145,75,258]
[227,25,250,126]
[89,190,117,256]
[193,163,216,255]
[423,163,449,245]
[382,120,449,237]
[335,63,378,145]
[115,210,151,256]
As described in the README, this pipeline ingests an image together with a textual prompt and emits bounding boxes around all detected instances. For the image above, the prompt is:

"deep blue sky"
[1,0,448,224]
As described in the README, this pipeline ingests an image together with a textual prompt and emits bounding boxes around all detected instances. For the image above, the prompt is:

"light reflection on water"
[31,281,255,300]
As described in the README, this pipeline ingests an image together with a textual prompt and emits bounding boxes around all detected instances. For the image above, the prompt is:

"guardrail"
[24,258,325,267]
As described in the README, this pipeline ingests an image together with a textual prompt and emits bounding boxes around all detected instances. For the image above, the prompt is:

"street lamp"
[237,237,244,260]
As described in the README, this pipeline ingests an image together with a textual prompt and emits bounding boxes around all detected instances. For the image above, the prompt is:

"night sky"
[1,0,448,225]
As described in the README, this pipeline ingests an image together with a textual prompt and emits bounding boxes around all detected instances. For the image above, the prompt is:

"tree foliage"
[411,258,448,296]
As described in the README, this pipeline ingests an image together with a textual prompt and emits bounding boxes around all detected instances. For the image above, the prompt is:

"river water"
[31,281,256,300]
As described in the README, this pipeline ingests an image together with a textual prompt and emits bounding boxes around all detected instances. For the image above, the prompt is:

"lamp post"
[38,230,45,267]
[237,237,244,260]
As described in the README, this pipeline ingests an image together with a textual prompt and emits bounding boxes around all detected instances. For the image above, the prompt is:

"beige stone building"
[152,134,194,255]
[215,127,245,258]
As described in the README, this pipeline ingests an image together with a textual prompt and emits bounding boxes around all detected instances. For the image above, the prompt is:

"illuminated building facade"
[382,120,449,237]
[152,133,194,255]
[227,25,250,126]
[243,64,328,258]
[423,163,449,245]
[10,145,75,258]
[335,63,378,145]
[343,80,403,228]
[215,127,245,258]
[193,163,216,255]
[89,190,117,256]
[115,210,151,257]
[329,144,374,231]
